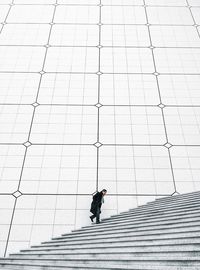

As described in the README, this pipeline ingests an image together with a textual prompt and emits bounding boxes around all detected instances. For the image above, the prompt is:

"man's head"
[101,189,107,196]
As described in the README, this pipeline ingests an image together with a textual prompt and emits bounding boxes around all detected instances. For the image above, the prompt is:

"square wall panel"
[164,107,200,145]
[174,181,200,193]
[6,195,78,255]
[101,48,154,73]
[54,6,99,23]
[0,47,45,72]
[30,105,97,144]
[0,5,10,23]
[50,25,99,46]
[150,26,200,47]
[101,25,150,47]
[20,145,97,194]
[99,106,166,144]
[170,146,200,193]
[102,6,146,24]
[44,47,98,72]
[0,1,12,3]
[170,146,200,182]
[101,196,130,214]
[0,195,15,257]
[58,0,99,4]
[146,7,193,25]
[188,0,200,6]
[0,145,25,193]
[14,0,56,3]
[191,7,200,24]
[100,74,160,105]
[158,75,200,106]
[145,0,187,6]
[38,73,98,105]
[102,0,143,5]
[0,73,40,104]
[0,24,50,46]
[0,105,33,143]
[154,48,200,74]
[98,146,174,195]
[7,5,54,23]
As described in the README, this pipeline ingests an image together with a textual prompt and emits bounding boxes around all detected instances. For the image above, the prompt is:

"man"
[90,189,107,224]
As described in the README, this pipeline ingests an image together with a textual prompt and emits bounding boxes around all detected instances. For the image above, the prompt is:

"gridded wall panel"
[0,0,200,257]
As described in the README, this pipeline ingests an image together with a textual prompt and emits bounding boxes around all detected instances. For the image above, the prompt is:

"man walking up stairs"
[0,191,200,269]
[90,189,107,224]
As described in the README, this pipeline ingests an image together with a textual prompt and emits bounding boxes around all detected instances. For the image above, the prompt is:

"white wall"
[0,0,200,256]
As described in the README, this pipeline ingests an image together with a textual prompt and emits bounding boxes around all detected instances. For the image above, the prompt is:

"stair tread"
[1,261,200,270]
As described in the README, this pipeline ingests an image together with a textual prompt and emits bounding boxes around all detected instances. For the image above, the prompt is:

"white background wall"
[0,0,200,257]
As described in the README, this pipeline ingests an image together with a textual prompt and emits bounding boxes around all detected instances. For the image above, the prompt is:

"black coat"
[90,192,103,215]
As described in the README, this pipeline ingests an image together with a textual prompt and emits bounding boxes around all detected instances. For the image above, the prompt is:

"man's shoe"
[90,216,94,222]
[96,221,100,224]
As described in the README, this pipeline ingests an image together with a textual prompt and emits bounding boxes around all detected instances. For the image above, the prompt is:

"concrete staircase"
[1,191,200,270]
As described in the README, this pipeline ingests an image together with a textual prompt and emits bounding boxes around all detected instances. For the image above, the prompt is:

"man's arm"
[93,192,100,201]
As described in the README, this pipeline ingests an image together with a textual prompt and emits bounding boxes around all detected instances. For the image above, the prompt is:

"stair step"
[34,228,200,248]
[43,219,200,243]
[90,207,200,225]
[149,192,200,205]
[21,238,200,253]
[73,210,200,232]
[104,203,200,222]
[0,262,200,270]
[119,199,199,218]
[154,191,200,203]
[5,252,200,265]
[11,244,200,257]
[114,199,200,219]
[28,235,200,251]
[1,190,200,270]
[139,197,200,209]
[1,257,200,266]
[102,201,200,219]
[150,195,200,207]
[101,207,200,224]
[9,248,200,259]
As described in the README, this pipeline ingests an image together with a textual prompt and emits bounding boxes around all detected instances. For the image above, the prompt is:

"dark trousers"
[90,207,100,222]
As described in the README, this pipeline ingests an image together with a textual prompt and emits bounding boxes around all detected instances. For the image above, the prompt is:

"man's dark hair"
[102,189,107,192]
